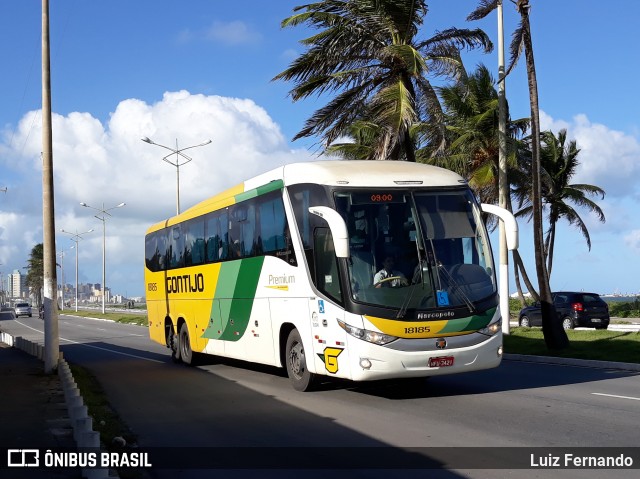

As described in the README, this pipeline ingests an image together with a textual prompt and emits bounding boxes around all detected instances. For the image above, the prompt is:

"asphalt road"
[1,311,638,479]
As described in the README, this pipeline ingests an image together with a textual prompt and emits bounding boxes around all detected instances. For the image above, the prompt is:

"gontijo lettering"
[166,273,205,294]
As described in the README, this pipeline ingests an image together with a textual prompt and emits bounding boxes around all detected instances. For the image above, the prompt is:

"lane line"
[591,392,640,402]
[13,319,163,363]
[58,336,165,363]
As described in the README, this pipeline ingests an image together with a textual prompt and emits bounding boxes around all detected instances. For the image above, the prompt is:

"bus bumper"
[345,332,503,381]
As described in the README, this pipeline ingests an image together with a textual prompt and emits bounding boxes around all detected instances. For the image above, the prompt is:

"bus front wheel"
[285,329,316,392]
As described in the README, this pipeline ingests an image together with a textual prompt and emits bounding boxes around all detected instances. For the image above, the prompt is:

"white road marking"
[591,392,640,402]
[14,319,162,363]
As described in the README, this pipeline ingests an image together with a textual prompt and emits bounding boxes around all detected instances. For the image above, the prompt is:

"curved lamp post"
[80,202,125,313]
[141,137,211,215]
[60,228,93,312]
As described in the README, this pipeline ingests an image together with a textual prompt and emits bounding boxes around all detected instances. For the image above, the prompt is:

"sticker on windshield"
[437,290,450,306]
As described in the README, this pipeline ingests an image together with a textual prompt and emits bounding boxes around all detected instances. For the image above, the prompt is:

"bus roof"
[146,161,466,232]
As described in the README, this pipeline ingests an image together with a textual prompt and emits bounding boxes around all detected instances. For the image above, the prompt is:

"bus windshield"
[334,189,496,313]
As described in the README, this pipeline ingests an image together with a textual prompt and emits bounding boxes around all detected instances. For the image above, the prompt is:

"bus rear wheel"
[168,325,180,363]
[285,329,316,392]
[179,323,199,366]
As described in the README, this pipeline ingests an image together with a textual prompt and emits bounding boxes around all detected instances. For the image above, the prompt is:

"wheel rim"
[288,341,305,379]
[562,318,573,330]
[521,317,530,327]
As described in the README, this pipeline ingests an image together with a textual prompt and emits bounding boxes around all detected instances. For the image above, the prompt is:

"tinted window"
[145,189,295,272]
[184,218,205,266]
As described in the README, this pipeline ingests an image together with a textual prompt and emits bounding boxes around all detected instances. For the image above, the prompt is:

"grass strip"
[504,327,640,364]
[61,310,148,326]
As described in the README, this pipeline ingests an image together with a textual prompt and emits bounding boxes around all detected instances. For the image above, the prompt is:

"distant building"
[7,269,28,299]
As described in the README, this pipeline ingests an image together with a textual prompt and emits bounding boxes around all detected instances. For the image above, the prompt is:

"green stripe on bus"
[218,257,265,341]
[202,257,265,342]
[234,179,284,203]
[439,307,496,333]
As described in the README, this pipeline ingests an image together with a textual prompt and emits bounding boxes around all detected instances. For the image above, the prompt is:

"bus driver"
[373,256,408,288]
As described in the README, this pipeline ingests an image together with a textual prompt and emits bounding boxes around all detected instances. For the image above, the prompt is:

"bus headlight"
[478,318,501,336]
[337,319,397,345]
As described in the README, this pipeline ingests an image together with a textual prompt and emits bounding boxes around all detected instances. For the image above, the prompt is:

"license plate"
[429,356,454,368]
[592,318,601,323]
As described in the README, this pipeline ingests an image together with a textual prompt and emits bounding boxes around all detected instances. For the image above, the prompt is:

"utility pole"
[497,0,510,334]
[42,0,59,373]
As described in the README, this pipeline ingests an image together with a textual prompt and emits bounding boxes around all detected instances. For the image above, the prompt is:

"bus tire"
[285,329,316,392]
[178,323,204,366]
[168,325,181,363]
[179,323,196,366]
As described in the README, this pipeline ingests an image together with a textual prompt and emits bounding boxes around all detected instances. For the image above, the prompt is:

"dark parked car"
[518,291,610,330]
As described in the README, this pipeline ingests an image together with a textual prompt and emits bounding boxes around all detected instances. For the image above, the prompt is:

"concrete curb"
[0,331,118,479]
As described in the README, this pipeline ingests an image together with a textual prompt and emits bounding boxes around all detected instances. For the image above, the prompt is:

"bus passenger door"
[269,297,311,367]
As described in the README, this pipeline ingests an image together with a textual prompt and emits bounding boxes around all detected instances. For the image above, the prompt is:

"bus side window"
[258,193,296,265]
[313,227,342,304]
[184,218,205,266]
[145,233,159,272]
[206,211,228,262]
[169,226,184,269]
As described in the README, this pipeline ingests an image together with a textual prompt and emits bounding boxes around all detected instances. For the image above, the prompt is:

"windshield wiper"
[396,240,428,319]
[436,262,476,314]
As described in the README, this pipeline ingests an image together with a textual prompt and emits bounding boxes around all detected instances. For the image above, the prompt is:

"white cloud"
[540,111,640,198]
[624,230,640,254]
[0,91,313,297]
[205,20,262,45]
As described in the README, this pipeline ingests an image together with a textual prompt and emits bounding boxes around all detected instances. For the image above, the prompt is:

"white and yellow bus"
[144,161,518,391]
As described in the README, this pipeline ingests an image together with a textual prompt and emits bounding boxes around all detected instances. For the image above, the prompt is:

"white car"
[14,302,32,317]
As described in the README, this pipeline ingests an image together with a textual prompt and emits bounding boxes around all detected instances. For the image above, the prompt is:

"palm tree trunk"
[512,249,539,301]
[518,0,568,349]
[547,222,556,279]
[403,130,416,162]
[512,258,526,306]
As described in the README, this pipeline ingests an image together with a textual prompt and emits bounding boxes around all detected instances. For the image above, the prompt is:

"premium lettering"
[269,274,295,285]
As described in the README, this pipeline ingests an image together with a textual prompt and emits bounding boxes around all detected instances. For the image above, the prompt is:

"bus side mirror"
[480,203,519,250]
[308,206,350,258]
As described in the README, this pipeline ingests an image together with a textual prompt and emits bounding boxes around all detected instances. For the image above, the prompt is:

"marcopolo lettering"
[417,311,455,320]
[166,273,205,294]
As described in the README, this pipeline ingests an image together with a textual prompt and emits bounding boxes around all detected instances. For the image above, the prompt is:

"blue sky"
[1,0,639,299]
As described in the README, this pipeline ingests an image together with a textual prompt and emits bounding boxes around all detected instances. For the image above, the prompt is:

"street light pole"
[497,0,510,334]
[141,137,212,215]
[79,202,125,314]
[60,228,93,312]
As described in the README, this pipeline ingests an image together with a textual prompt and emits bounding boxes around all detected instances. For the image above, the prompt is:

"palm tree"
[469,0,568,349]
[324,120,382,160]
[25,243,44,307]
[425,64,529,204]
[274,0,492,161]
[513,129,606,278]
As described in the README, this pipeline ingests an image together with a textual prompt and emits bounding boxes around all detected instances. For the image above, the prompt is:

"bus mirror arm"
[480,204,519,250]
[308,206,350,258]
